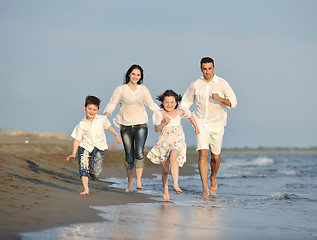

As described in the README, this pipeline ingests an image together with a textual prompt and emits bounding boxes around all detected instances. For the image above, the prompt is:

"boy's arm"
[108,126,122,143]
[66,139,80,161]
[188,115,200,135]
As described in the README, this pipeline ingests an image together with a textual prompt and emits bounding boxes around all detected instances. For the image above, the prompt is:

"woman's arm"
[103,86,122,115]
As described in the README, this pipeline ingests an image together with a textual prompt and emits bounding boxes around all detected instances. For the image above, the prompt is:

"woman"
[104,64,159,192]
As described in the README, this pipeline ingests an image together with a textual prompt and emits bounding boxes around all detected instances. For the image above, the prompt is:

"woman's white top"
[104,84,159,127]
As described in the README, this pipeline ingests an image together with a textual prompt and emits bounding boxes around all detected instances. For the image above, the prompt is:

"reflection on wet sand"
[50,199,224,240]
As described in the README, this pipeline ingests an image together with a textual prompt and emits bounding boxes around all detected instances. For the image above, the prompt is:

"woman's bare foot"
[163,188,170,201]
[79,191,89,196]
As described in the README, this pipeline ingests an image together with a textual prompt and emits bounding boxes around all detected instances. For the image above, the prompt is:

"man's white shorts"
[196,123,224,155]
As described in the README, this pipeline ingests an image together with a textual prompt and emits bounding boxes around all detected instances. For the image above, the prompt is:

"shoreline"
[0,136,163,239]
[1,135,315,239]
[0,135,199,239]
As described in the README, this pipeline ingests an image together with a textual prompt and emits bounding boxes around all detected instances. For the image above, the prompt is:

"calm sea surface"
[21,153,317,240]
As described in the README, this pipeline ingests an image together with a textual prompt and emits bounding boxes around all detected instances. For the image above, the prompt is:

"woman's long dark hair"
[124,64,144,85]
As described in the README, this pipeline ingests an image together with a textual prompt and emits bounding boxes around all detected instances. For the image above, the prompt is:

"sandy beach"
[0,134,198,239]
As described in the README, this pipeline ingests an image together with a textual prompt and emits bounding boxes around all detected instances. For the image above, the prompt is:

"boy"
[66,95,121,195]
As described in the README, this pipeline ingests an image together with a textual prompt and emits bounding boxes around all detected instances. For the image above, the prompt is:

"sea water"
[21,154,317,240]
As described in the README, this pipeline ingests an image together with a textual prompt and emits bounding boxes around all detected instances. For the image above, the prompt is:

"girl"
[147,89,199,201]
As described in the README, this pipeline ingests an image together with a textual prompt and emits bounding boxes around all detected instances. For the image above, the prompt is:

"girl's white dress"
[147,109,190,167]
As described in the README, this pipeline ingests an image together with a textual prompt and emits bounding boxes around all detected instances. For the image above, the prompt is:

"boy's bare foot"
[125,183,133,192]
[79,191,89,196]
[163,188,170,201]
[137,186,144,190]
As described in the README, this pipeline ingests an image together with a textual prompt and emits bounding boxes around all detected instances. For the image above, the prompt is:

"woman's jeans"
[120,123,148,170]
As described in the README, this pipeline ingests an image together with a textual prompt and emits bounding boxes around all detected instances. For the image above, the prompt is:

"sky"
[1,0,317,148]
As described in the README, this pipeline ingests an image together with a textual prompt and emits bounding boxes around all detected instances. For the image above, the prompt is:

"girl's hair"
[124,64,144,85]
[156,89,182,109]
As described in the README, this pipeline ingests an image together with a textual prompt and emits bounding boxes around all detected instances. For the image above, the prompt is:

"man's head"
[84,95,101,120]
[200,57,215,81]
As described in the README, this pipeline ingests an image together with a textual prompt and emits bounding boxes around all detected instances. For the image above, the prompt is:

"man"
[180,57,237,197]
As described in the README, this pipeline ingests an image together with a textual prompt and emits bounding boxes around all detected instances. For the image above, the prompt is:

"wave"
[222,156,276,168]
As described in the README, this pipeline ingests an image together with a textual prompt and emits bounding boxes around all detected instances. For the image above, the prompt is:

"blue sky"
[1,0,316,148]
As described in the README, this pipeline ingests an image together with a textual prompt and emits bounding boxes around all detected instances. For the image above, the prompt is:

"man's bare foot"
[202,190,210,198]
[210,179,218,193]
[125,184,133,192]
[202,185,210,198]
[163,188,170,201]
[79,191,89,196]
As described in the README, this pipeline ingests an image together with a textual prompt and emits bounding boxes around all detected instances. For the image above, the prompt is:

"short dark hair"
[124,64,144,85]
[85,95,101,108]
[156,89,182,110]
[200,57,214,68]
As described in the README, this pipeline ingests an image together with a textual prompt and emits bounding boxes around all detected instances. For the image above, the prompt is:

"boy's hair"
[200,57,214,68]
[85,95,101,108]
[124,64,144,85]
[156,89,182,109]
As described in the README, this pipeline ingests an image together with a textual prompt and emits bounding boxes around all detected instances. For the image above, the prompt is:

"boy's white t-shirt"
[71,115,112,152]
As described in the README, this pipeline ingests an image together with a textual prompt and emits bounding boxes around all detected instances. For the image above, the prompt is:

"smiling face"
[84,104,99,121]
[129,68,142,85]
[163,96,177,112]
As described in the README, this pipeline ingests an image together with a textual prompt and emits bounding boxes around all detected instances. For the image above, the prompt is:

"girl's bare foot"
[174,186,183,194]
[163,188,170,201]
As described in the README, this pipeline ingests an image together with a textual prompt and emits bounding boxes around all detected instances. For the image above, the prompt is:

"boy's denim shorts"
[77,146,104,179]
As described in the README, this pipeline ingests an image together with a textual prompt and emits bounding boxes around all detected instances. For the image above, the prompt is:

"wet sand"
[0,134,198,239]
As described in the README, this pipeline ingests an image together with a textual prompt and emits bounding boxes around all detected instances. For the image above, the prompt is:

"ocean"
[21,153,317,239]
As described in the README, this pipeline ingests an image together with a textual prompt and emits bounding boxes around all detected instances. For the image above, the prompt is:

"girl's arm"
[108,126,122,143]
[66,139,81,161]
[154,116,170,132]
[188,115,200,135]
[179,108,200,135]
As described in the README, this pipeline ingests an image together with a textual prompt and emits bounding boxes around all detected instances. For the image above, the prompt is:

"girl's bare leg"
[80,176,89,195]
[161,160,170,201]
[136,168,144,190]
[169,150,182,193]
[125,169,133,192]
